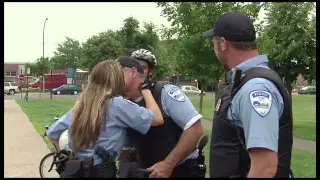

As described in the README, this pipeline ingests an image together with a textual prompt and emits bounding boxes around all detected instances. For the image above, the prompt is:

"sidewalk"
[201,119,316,153]
[4,100,59,178]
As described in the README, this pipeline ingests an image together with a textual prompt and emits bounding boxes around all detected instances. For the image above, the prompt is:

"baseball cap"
[202,11,256,42]
[117,56,144,74]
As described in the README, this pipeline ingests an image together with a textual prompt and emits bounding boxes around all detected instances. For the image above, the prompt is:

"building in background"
[4,62,26,82]
[66,68,89,90]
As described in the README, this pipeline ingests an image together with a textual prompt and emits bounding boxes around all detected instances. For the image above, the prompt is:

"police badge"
[249,90,272,117]
[168,87,185,102]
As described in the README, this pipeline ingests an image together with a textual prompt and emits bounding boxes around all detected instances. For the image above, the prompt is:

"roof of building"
[4,62,27,65]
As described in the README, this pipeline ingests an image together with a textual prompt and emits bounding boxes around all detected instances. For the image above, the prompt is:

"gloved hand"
[145,79,156,89]
[139,79,155,91]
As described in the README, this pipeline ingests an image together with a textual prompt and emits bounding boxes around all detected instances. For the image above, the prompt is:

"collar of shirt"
[227,55,269,84]
[133,96,143,103]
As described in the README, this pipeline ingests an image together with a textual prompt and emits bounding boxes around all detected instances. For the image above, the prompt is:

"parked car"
[298,86,316,95]
[292,89,299,94]
[180,85,206,96]
[52,84,81,95]
[4,81,20,95]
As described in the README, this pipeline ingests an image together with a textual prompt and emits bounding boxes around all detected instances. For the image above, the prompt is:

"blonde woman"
[47,59,163,178]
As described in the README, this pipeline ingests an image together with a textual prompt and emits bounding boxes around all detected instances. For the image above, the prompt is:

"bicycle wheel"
[39,152,60,178]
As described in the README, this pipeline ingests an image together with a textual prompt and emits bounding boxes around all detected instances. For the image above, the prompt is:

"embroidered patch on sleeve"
[168,87,185,102]
[249,90,272,117]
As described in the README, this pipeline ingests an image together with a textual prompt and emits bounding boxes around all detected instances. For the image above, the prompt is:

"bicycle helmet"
[131,49,157,69]
[59,129,69,150]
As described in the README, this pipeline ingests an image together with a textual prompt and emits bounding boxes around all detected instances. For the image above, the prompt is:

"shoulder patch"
[167,87,185,102]
[123,98,139,106]
[249,90,272,117]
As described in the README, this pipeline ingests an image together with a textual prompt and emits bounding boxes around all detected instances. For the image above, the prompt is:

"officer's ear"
[148,68,153,77]
[220,37,228,51]
[131,67,138,78]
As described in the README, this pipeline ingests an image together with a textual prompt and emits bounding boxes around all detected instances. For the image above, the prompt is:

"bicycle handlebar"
[53,155,69,164]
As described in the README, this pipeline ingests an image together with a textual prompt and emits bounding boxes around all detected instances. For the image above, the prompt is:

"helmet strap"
[147,68,156,81]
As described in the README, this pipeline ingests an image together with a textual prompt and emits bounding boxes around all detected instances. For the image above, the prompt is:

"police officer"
[119,49,205,178]
[46,59,164,178]
[202,11,293,178]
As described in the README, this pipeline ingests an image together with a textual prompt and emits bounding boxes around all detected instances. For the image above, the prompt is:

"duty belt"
[64,146,117,178]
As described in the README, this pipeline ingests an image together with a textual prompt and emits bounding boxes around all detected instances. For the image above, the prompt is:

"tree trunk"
[176,73,180,85]
[215,80,219,97]
[72,68,76,85]
[212,83,214,95]
[42,75,45,92]
[199,80,205,114]
[284,75,293,107]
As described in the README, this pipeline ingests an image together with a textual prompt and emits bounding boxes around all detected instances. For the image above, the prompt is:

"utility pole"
[72,56,78,85]
[20,69,23,99]
[42,18,48,93]
[26,68,30,101]
[50,67,53,99]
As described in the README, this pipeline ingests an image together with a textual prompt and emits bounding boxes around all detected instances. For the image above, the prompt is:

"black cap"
[202,11,256,42]
[117,56,144,74]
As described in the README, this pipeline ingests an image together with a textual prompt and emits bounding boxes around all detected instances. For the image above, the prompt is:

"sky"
[4,2,266,63]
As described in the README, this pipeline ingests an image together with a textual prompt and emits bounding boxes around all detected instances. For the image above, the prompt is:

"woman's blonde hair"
[70,60,125,153]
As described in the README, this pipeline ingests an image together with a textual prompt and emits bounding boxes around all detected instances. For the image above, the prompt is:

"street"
[4,93,80,100]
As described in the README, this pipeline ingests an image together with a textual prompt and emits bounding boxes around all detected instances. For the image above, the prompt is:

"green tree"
[36,57,50,76]
[302,15,316,84]
[153,39,177,80]
[117,17,160,55]
[117,16,141,55]
[157,2,261,113]
[81,30,122,70]
[135,22,160,51]
[259,2,316,96]
[117,17,168,79]
[51,37,82,69]
[80,17,162,71]
[25,62,40,77]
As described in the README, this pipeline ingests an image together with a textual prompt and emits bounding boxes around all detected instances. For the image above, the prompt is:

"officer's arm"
[141,89,164,126]
[48,137,60,151]
[165,121,203,168]
[238,80,283,177]
[161,86,203,167]
[46,108,73,149]
[115,97,159,134]
[47,101,78,140]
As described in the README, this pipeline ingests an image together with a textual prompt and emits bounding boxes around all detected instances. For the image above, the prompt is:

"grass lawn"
[190,95,316,141]
[16,98,78,151]
[16,98,315,178]
[202,129,316,178]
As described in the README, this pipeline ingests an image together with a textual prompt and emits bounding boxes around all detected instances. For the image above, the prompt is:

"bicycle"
[39,116,70,178]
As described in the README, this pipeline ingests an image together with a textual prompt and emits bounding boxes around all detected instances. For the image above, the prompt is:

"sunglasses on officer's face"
[141,65,148,71]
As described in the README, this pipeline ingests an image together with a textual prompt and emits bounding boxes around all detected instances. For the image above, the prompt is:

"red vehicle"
[29,73,67,89]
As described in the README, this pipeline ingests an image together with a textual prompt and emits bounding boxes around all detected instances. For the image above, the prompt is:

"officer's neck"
[228,49,259,69]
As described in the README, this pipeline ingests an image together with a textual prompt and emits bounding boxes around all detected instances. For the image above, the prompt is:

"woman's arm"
[48,137,60,151]
[141,89,164,126]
